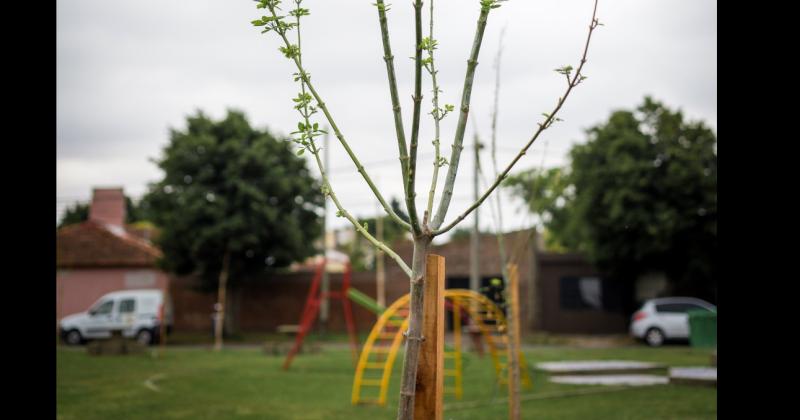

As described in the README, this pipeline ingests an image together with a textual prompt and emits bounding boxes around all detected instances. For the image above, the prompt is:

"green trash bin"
[688,309,717,348]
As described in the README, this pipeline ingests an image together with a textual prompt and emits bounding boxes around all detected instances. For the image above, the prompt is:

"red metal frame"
[282,257,359,370]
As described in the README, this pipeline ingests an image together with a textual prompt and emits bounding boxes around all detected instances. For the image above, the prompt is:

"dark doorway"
[445,275,505,331]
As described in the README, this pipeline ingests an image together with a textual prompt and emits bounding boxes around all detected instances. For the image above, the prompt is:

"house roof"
[56,220,162,268]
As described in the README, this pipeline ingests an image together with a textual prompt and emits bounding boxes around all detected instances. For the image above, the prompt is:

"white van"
[59,289,174,346]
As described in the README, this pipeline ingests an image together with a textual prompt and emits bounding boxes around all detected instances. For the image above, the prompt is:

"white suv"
[630,297,716,346]
[59,289,173,346]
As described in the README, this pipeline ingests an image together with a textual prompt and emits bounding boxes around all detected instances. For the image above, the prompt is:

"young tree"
[142,109,323,350]
[251,1,601,417]
[507,97,717,304]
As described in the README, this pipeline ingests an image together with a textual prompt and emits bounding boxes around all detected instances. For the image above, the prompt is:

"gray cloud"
[57,0,717,235]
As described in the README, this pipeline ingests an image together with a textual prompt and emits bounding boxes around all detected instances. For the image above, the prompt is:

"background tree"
[449,227,475,242]
[346,207,412,271]
[142,109,323,349]
[58,202,89,228]
[504,167,573,250]
[507,97,717,305]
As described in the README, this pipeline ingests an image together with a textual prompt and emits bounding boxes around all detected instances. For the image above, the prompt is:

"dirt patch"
[550,374,669,386]
[535,360,666,375]
[523,333,636,348]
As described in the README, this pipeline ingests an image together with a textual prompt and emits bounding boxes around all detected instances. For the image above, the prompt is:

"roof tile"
[56,221,162,268]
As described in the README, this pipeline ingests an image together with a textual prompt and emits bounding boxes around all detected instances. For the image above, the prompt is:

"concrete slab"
[669,367,717,387]
[535,360,666,375]
[550,374,669,386]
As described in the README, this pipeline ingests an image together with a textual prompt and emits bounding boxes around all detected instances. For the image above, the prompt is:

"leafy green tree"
[505,167,573,250]
[346,205,412,270]
[389,197,410,225]
[125,196,148,223]
[507,97,717,303]
[58,203,89,228]
[449,227,473,242]
[142,109,323,347]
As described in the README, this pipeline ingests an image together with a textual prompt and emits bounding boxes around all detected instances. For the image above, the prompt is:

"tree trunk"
[396,235,432,420]
[214,250,231,352]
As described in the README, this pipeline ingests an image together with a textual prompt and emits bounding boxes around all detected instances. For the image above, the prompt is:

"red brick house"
[384,231,630,335]
[56,188,170,320]
[56,187,629,336]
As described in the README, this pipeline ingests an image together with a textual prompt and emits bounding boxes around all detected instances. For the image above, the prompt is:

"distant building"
[56,189,630,335]
[56,188,170,319]
[384,230,631,335]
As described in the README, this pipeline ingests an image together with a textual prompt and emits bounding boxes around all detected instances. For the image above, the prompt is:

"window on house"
[119,299,136,314]
[560,277,603,310]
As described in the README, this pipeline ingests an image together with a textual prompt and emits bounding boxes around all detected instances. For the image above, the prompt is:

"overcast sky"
[57,0,716,238]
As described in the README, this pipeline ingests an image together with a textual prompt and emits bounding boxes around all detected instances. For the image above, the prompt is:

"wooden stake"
[507,263,521,420]
[414,254,445,420]
[527,230,541,331]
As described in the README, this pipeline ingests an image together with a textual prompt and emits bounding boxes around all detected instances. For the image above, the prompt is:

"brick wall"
[537,253,628,334]
[88,188,126,227]
[56,268,169,319]
[165,231,627,335]
[165,231,538,334]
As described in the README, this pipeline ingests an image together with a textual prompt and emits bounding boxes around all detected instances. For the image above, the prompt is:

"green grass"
[165,331,368,346]
[57,345,716,419]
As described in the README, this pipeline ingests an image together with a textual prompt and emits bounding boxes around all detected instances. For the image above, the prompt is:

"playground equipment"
[282,251,359,370]
[351,289,532,406]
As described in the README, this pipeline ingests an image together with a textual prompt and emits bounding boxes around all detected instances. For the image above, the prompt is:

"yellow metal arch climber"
[351,289,532,406]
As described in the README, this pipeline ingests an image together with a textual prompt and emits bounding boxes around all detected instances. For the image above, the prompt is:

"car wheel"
[136,329,154,346]
[65,329,83,346]
[645,327,665,347]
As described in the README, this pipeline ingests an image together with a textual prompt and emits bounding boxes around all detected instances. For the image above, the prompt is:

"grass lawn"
[57,344,716,419]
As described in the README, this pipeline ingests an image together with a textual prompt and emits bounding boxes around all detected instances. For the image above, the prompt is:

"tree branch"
[430,6,492,230]
[489,27,507,272]
[374,1,413,223]
[434,0,601,236]
[264,4,412,231]
[423,0,447,228]
[310,143,412,277]
[405,0,425,235]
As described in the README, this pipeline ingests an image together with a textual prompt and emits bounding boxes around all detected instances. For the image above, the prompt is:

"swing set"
[351,288,532,406]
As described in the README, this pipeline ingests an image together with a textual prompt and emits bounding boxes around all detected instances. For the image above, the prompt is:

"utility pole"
[319,130,330,333]
[528,229,541,331]
[470,135,482,295]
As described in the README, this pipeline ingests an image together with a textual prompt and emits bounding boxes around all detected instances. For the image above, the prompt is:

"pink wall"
[56,268,169,319]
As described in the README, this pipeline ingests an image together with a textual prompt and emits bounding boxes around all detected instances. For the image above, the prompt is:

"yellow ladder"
[351,297,410,405]
[461,297,533,390]
[351,290,532,406]
[443,301,463,400]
